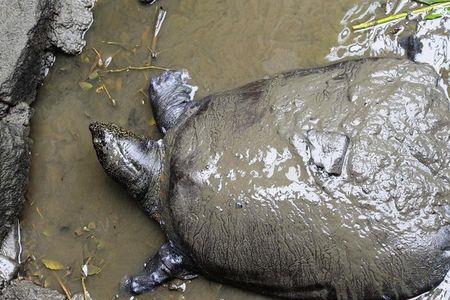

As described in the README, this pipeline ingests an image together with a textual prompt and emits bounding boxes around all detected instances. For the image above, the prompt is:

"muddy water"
[20,0,448,299]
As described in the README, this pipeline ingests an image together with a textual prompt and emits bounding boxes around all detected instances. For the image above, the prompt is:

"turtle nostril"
[88,122,99,133]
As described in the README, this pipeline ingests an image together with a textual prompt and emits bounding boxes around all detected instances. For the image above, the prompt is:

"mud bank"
[0,0,94,295]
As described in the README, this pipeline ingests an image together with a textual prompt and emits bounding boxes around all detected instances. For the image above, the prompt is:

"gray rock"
[0,224,21,283]
[49,0,95,54]
[0,0,94,289]
[0,104,31,243]
[0,280,65,300]
[0,0,54,112]
[0,224,20,262]
[0,258,19,284]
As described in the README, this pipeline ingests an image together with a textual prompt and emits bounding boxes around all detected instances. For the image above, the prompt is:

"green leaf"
[415,0,450,4]
[425,12,443,19]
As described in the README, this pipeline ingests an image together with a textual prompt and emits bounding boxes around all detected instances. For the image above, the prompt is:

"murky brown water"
[20,0,450,299]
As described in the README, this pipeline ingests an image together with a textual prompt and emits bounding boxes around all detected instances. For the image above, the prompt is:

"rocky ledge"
[0,0,95,297]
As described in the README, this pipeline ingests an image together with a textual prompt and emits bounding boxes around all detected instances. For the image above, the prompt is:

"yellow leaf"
[80,54,90,64]
[42,259,65,270]
[148,118,156,126]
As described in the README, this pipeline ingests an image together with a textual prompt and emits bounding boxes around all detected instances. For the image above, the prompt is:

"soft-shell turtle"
[89,58,450,300]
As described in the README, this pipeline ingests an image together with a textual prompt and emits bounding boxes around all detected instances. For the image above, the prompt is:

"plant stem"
[352,2,450,30]
[150,7,167,59]
[106,65,169,73]
[53,272,72,300]
[98,74,115,106]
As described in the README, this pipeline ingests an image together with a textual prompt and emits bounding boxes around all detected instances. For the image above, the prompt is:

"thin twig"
[352,2,450,30]
[53,272,72,300]
[81,277,88,300]
[98,74,115,106]
[35,207,44,219]
[102,41,140,52]
[138,89,149,99]
[106,65,169,73]
[150,7,167,59]
[92,47,104,68]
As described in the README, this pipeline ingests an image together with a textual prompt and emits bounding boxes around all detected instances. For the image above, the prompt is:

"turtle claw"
[127,242,196,295]
[149,70,199,133]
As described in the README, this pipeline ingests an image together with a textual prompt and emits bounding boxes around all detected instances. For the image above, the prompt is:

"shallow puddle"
[20,0,449,299]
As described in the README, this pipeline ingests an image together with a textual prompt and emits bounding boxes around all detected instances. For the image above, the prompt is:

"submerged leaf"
[42,259,65,270]
[79,81,93,91]
[80,54,90,64]
[88,70,99,80]
[148,117,157,126]
[83,222,96,232]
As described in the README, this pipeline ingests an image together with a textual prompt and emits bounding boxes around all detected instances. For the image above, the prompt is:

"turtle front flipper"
[126,242,197,295]
[89,122,163,215]
[149,70,199,133]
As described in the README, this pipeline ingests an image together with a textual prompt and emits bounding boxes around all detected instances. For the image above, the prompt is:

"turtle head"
[89,122,163,213]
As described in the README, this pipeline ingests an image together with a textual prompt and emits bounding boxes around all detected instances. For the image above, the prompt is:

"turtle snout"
[89,122,107,148]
